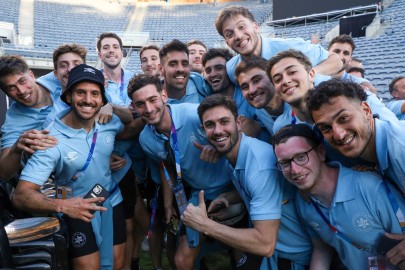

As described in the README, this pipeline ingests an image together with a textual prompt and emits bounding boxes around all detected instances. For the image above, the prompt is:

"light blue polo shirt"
[20,109,123,205]
[139,103,231,197]
[386,100,405,120]
[1,80,59,149]
[296,162,405,270]
[375,118,405,194]
[167,72,212,104]
[227,36,328,85]
[255,103,289,136]
[36,71,62,100]
[102,68,134,107]
[43,97,69,129]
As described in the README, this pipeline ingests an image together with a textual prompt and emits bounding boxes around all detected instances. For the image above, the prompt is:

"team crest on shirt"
[66,151,78,162]
[72,232,86,248]
[158,151,166,159]
[104,134,113,144]
[188,132,197,143]
[352,213,373,232]
[309,221,321,231]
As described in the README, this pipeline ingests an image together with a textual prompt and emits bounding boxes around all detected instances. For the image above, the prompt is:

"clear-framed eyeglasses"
[276,147,316,172]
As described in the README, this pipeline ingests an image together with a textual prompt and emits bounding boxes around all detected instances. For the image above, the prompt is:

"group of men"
[1,4,405,270]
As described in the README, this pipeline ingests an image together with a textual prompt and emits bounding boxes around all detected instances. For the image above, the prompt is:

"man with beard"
[0,55,58,180]
[202,48,260,137]
[187,40,207,74]
[273,123,405,269]
[215,6,342,85]
[159,39,211,104]
[127,74,232,270]
[183,95,313,269]
[327,34,377,93]
[13,64,127,270]
[265,49,397,133]
[140,44,162,78]
[306,79,405,269]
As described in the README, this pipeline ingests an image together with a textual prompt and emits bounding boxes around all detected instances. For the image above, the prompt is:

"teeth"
[337,135,354,145]
[215,137,227,142]
[284,87,295,94]
[295,175,305,180]
[239,40,248,47]
[175,76,185,79]
[212,79,221,83]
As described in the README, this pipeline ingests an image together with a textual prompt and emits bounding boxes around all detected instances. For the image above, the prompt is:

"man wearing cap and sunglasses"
[13,64,126,270]
[273,123,405,269]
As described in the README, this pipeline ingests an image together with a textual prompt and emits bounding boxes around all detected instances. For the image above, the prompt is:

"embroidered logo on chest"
[352,213,374,232]
[66,151,78,162]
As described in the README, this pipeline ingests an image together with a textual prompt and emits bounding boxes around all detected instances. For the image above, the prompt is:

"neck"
[359,119,377,163]
[220,85,235,98]
[155,105,172,137]
[165,84,186,101]
[33,83,52,108]
[61,111,95,133]
[104,66,122,83]
[264,95,284,116]
[333,69,345,79]
[292,102,313,124]
[226,133,242,167]
[308,165,339,208]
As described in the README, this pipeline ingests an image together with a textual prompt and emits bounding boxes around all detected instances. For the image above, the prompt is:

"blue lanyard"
[69,129,98,182]
[167,107,182,184]
[119,69,125,99]
[310,198,374,253]
[291,111,296,124]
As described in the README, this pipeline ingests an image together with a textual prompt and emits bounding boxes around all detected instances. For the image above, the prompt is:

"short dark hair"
[328,34,356,53]
[139,44,160,61]
[215,6,256,37]
[198,94,238,124]
[127,73,163,100]
[272,123,322,148]
[53,43,87,70]
[159,39,189,61]
[267,49,312,83]
[235,57,267,81]
[0,55,30,91]
[306,79,367,114]
[97,32,123,51]
[202,48,234,66]
[346,67,365,78]
[389,76,405,94]
[187,40,207,51]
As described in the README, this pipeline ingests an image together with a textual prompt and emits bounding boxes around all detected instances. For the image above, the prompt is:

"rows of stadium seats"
[273,21,339,40]
[1,0,20,34]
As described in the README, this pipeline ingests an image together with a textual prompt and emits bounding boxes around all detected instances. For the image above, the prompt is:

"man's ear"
[236,115,242,132]
[65,91,72,104]
[317,143,326,162]
[392,90,399,99]
[161,89,168,103]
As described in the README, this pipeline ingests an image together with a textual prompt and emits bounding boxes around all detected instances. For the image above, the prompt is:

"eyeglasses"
[276,147,316,172]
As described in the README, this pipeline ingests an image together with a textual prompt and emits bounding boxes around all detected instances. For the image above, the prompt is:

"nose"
[144,101,153,113]
[213,122,223,135]
[248,83,258,96]
[332,124,346,140]
[289,160,302,174]
[281,75,291,86]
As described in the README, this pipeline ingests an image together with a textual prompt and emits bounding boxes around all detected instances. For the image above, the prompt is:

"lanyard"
[291,111,296,124]
[69,129,98,182]
[168,107,182,184]
[310,198,374,253]
[119,69,125,98]
[146,185,160,239]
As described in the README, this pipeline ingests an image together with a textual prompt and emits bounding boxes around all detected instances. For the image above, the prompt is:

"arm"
[309,238,333,270]
[96,103,133,124]
[0,129,57,180]
[401,101,405,114]
[116,118,145,140]
[385,233,405,269]
[12,180,107,222]
[182,190,279,257]
[360,81,378,95]
[313,53,343,76]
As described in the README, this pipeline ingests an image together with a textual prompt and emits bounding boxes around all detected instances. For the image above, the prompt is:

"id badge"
[56,185,73,199]
[368,256,395,270]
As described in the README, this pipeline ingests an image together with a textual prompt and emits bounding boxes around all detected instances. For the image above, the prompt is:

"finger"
[193,141,204,151]
[198,190,205,208]
[385,232,405,240]
[84,197,106,203]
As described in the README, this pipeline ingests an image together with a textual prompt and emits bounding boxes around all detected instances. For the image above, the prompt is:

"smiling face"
[188,44,206,73]
[66,81,104,121]
[329,42,353,72]
[160,51,190,93]
[54,52,85,90]
[275,136,325,191]
[131,84,168,126]
[2,70,41,107]
[204,56,232,93]
[222,15,261,57]
[98,37,123,69]
[270,57,315,107]
[202,105,241,158]
[141,49,161,76]
[391,78,405,100]
[237,67,274,109]
[312,96,374,159]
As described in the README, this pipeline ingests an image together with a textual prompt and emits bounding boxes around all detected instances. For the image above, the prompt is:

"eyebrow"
[316,108,346,126]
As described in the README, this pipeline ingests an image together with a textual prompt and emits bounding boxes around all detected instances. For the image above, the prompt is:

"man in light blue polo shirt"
[266,49,397,134]
[159,39,211,104]
[306,80,405,268]
[127,73,232,270]
[273,123,405,269]
[387,76,405,120]
[12,64,126,270]
[182,95,312,270]
[214,6,342,85]
[0,55,59,180]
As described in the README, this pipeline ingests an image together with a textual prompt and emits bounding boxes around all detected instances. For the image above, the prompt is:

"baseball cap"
[61,64,108,104]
